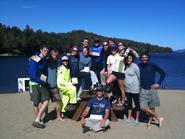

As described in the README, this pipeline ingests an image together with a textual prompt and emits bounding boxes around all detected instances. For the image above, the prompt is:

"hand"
[128,47,134,52]
[151,83,160,89]
[80,117,86,125]
[99,119,106,128]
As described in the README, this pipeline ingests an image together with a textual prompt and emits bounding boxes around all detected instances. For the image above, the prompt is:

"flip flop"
[116,101,124,107]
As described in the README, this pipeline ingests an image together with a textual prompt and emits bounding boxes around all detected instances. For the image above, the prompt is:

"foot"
[116,101,124,107]
[57,117,64,122]
[82,125,91,133]
[125,119,131,124]
[32,121,45,128]
[147,123,151,129]
[112,99,118,104]
[134,120,140,126]
[102,125,111,132]
[158,117,164,127]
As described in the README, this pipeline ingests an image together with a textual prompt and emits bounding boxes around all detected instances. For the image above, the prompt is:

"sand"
[0,89,185,139]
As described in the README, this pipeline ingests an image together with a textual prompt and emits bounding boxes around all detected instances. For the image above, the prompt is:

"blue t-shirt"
[87,97,111,116]
[90,45,104,64]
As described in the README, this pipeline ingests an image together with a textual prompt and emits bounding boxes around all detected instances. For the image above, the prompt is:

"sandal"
[116,101,124,107]
[112,100,118,104]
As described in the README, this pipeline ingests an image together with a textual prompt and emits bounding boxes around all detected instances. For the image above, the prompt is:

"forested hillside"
[0,23,173,56]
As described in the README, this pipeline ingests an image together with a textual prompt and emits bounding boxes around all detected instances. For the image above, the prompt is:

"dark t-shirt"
[87,96,111,116]
[138,62,166,89]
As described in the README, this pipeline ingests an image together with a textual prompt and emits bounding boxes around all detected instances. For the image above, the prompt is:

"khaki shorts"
[29,85,49,106]
[139,88,160,109]
[48,88,61,102]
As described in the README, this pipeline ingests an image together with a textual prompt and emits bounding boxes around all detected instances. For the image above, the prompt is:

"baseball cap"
[61,56,68,61]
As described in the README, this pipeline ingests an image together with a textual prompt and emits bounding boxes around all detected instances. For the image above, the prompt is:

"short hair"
[82,46,89,51]
[140,51,150,58]
[40,45,49,50]
[51,48,59,53]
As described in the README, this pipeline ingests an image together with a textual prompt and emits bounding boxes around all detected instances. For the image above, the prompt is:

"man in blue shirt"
[46,48,63,121]
[90,38,104,82]
[80,85,111,133]
[138,52,166,128]
[29,46,50,128]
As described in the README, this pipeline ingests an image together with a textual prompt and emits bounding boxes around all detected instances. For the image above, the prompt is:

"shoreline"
[1,88,185,94]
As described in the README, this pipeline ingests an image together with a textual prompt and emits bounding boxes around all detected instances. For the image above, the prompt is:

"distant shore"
[0,53,26,56]
[0,89,185,139]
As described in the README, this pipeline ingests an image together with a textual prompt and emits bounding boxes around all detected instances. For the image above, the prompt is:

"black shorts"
[48,88,61,102]
[111,71,125,80]
[29,85,49,106]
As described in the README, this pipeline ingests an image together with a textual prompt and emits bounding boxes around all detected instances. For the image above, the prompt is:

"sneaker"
[123,115,128,122]
[134,120,140,126]
[82,125,91,133]
[40,119,44,124]
[32,121,45,128]
[126,119,131,124]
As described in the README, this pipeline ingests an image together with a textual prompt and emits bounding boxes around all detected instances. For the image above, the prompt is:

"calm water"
[0,53,185,93]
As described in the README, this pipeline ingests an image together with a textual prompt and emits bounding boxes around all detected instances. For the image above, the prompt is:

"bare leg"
[56,101,63,121]
[33,106,39,117]
[106,74,117,85]
[135,111,140,122]
[142,108,163,127]
[100,68,106,85]
[35,100,49,122]
[127,109,132,120]
[117,79,125,103]
[147,116,153,128]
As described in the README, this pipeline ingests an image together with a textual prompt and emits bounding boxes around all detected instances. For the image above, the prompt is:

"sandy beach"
[0,89,185,139]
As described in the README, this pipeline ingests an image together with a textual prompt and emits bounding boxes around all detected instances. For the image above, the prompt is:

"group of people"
[28,38,166,133]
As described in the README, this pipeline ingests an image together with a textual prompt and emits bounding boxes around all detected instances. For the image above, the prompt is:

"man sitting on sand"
[80,85,111,133]
[138,52,166,128]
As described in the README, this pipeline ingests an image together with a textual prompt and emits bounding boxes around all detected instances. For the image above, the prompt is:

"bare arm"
[80,106,90,125]
[100,109,110,128]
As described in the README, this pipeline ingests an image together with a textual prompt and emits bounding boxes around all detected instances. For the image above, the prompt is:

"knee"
[43,100,49,106]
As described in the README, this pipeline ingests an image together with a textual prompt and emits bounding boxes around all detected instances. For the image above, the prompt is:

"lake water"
[0,53,185,93]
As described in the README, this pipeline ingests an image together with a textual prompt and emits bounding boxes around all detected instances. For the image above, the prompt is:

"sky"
[0,0,185,50]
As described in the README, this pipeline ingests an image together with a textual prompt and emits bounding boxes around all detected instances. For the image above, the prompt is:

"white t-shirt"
[112,53,125,73]
[107,55,116,73]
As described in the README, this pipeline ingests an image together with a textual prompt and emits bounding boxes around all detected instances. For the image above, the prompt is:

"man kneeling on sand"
[80,85,111,133]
